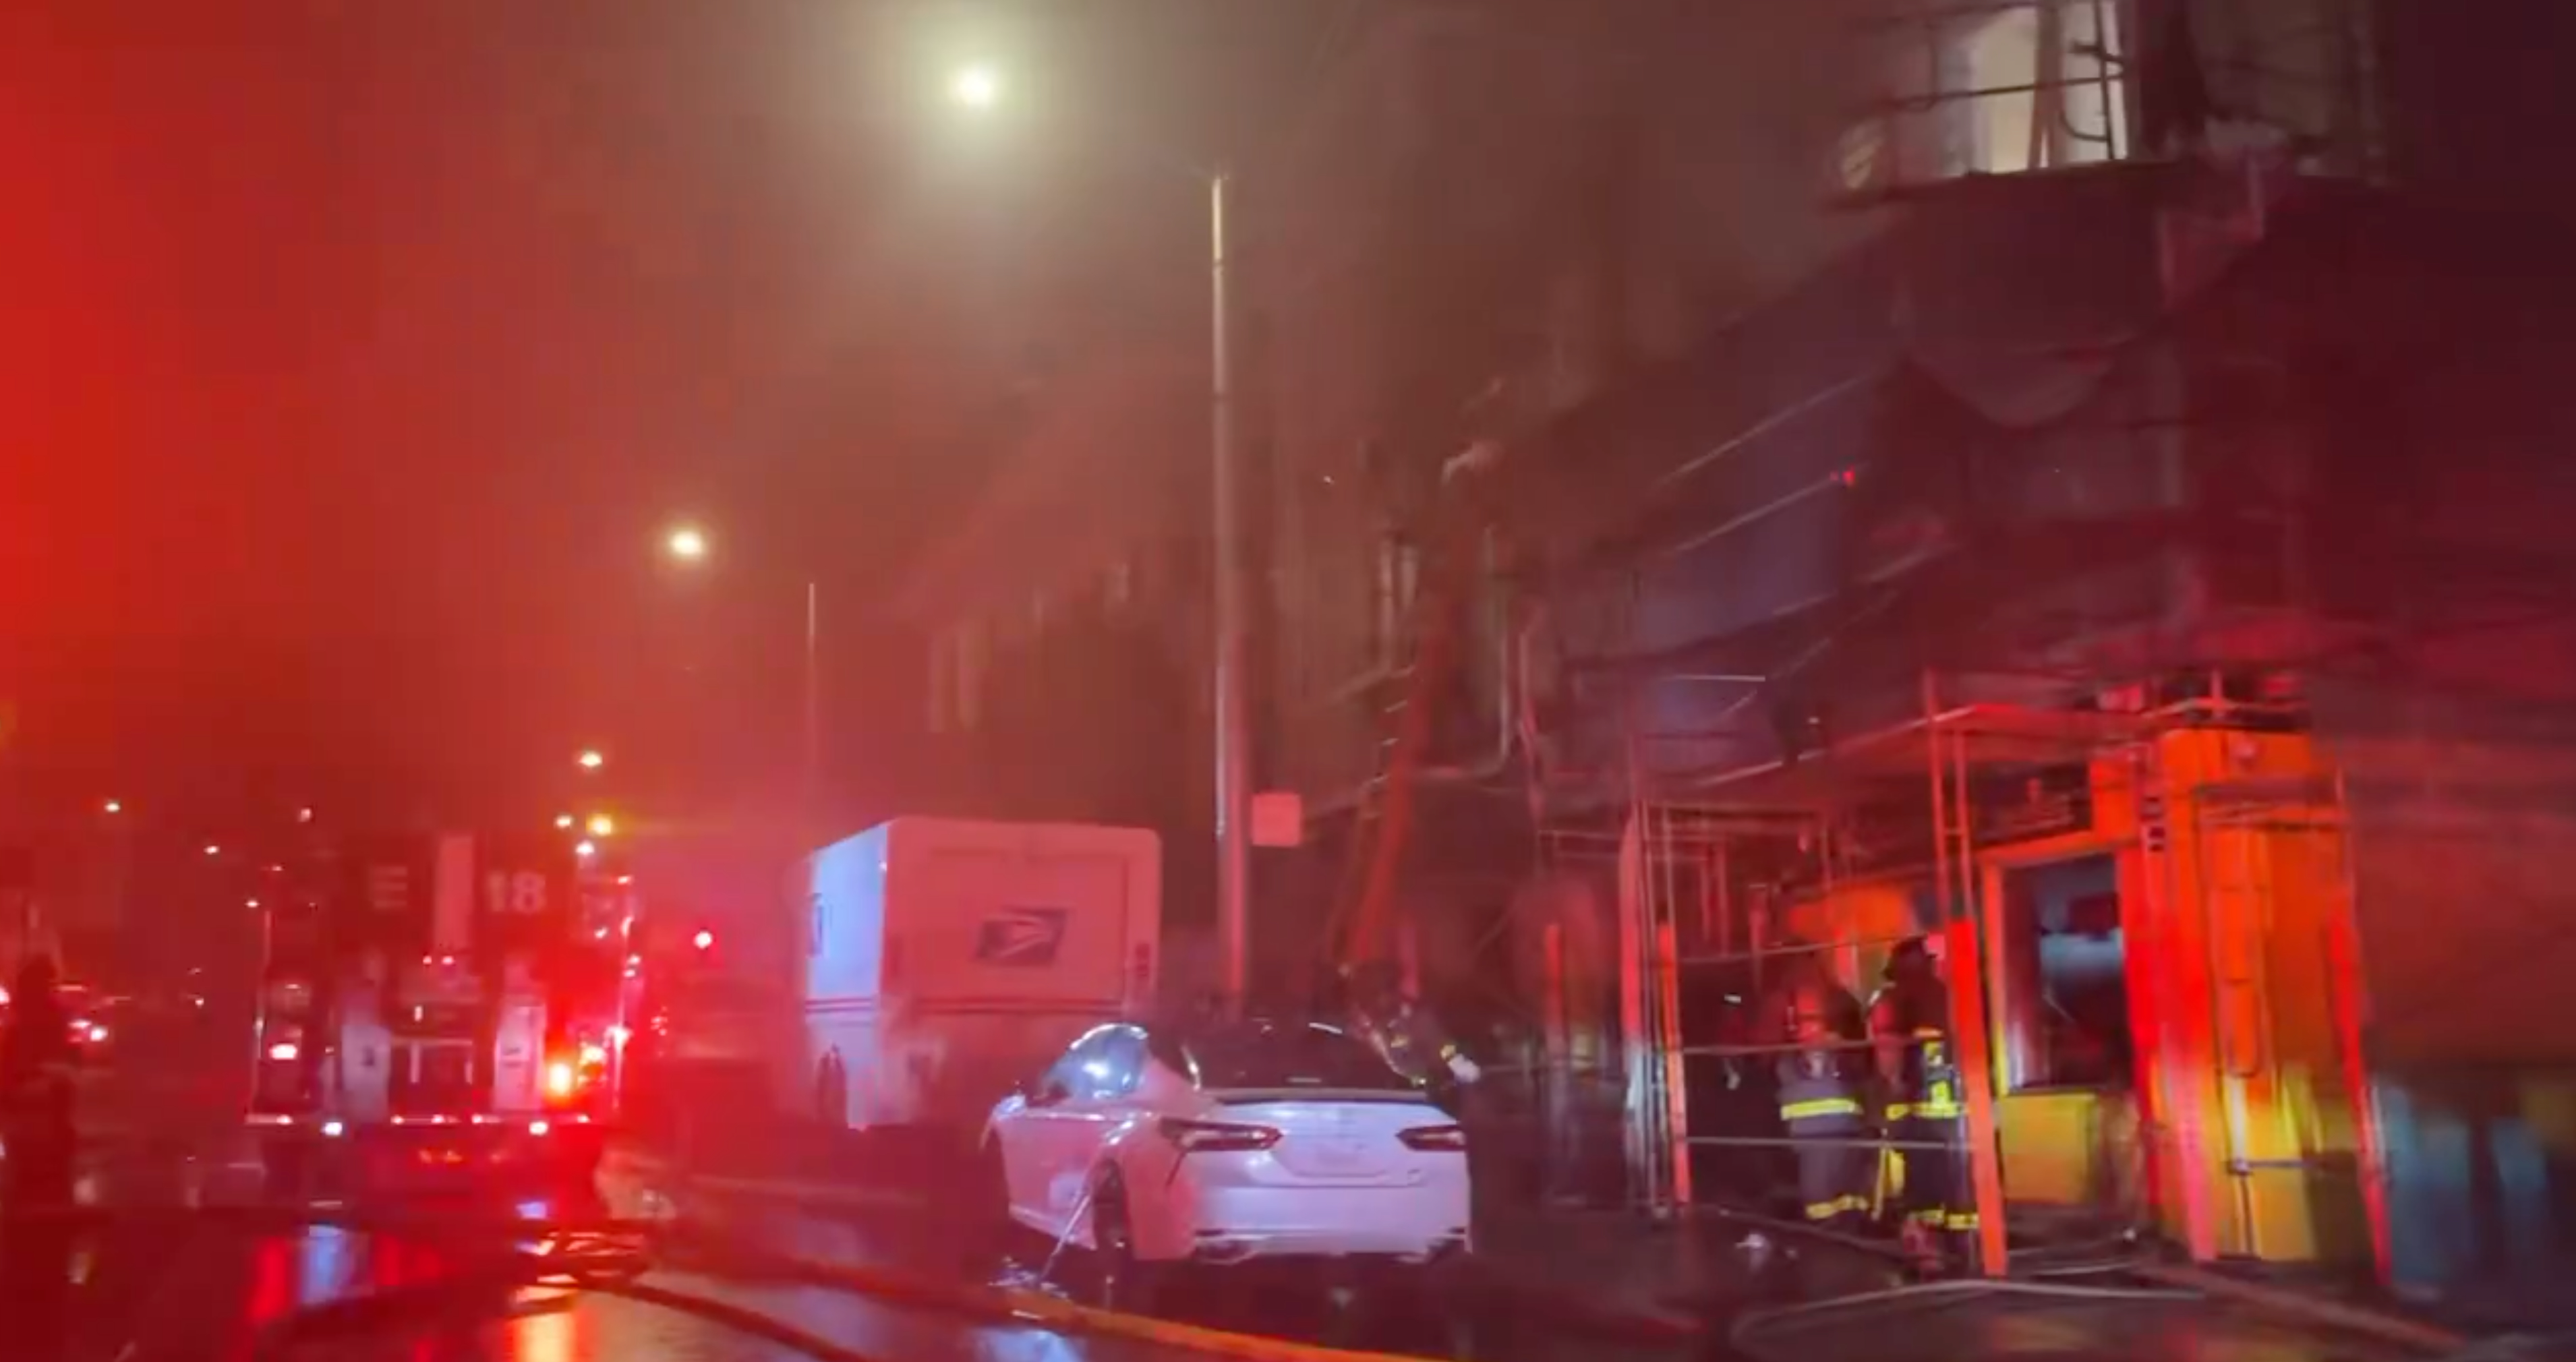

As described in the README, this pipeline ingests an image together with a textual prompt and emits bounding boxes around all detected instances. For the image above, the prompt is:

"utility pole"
[803,578,822,832]
[1210,169,1252,1018]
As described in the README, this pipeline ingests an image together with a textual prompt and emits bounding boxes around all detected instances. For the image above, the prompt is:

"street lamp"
[948,65,1250,1016]
[575,840,597,860]
[587,814,616,839]
[101,798,122,815]
[577,749,606,771]
[555,813,576,831]
[949,64,1002,109]
[662,524,822,823]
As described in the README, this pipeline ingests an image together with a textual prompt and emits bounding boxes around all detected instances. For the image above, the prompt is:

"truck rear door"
[890,833,1148,1121]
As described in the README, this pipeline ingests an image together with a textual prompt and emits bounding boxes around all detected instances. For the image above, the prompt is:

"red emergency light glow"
[545,1061,577,1099]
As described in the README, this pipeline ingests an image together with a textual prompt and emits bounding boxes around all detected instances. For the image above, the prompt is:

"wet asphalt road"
[11,1125,1672,1362]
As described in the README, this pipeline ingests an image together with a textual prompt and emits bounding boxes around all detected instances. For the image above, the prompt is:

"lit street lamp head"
[666,526,708,562]
[950,64,1001,109]
[578,749,606,770]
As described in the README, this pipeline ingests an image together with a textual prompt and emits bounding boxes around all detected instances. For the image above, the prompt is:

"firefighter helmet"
[1782,972,1844,1044]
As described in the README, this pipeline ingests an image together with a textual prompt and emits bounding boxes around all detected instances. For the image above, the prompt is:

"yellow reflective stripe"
[1883,1102,1910,1119]
[1912,1100,1962,1119]
[1804,1194,1869,1221]
[1909,1209,1980,1231]
[1780,1097,1862,1121]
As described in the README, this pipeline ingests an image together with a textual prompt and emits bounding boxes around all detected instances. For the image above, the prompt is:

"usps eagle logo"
[974,906,1070,966]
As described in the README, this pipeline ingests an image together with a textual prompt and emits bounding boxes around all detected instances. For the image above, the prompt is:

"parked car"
[983,1016,1471,1309]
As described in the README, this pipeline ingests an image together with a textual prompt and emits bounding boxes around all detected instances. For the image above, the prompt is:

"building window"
[1372,531,1422,670]
[1997,853,2132,1092]
[1848,0,2130,191]
[953,620,989,734]
[927,631,954,735]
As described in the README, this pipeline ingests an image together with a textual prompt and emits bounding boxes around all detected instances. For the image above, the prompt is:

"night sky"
[1,1,1335,843]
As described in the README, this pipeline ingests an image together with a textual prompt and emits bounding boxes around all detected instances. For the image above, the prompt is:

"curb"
[604,1152,1708,1346]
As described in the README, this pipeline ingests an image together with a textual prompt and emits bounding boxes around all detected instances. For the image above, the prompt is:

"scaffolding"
[1522,658,2152,1271]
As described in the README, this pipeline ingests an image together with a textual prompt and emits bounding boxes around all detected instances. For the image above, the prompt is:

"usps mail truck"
[788,819,1161,1143]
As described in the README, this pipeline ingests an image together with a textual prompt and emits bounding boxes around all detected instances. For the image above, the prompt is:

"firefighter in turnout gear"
[1343,961,1482,1092]
[1772,960,1872,1231]
[1871,937,1974,1267]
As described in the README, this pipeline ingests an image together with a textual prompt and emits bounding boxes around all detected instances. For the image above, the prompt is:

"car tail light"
[1398,1124,1468,1152]
[1158,1117,1281,1153]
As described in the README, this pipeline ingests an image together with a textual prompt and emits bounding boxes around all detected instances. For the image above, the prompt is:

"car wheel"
[1425,1249,1480,1360]
[969,1135,1016,1281]
[1086,1175,1156,1315]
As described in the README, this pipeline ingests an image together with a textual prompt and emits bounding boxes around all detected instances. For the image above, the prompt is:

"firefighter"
[1343,961,1482,1090]
[1772,960,1871,1231]
[1870,937,1974,1267]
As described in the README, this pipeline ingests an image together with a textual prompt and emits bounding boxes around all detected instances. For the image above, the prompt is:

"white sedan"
[982,1017,1472,1307]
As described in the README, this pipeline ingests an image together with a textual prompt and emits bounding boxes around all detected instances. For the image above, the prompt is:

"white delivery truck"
[787,818,1160,1144]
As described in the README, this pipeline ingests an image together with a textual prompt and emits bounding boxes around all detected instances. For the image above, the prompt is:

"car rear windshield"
[1187,1022,1413,1092]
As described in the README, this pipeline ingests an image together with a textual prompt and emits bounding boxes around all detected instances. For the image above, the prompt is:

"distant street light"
[693,929,716,952]
[296,806,315,824]
[587,814,616,838]
[555,813,576,830]
[666,525,708,562]
[102,798,122,815]
[203,843,221,858]
[578,749,606,771]
[949,64,1001,109]
[575,840,597,859]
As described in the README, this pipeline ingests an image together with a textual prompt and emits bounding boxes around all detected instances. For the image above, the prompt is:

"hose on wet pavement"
[1726,1276,2206,1361]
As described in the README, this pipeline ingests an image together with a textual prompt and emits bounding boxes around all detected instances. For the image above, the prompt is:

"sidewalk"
[1466,1208,1900,1337]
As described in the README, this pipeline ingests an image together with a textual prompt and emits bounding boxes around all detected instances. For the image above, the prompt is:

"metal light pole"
[803,578,821,826]
[1208,170,1251,1019]
[945,70,1254,1017]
